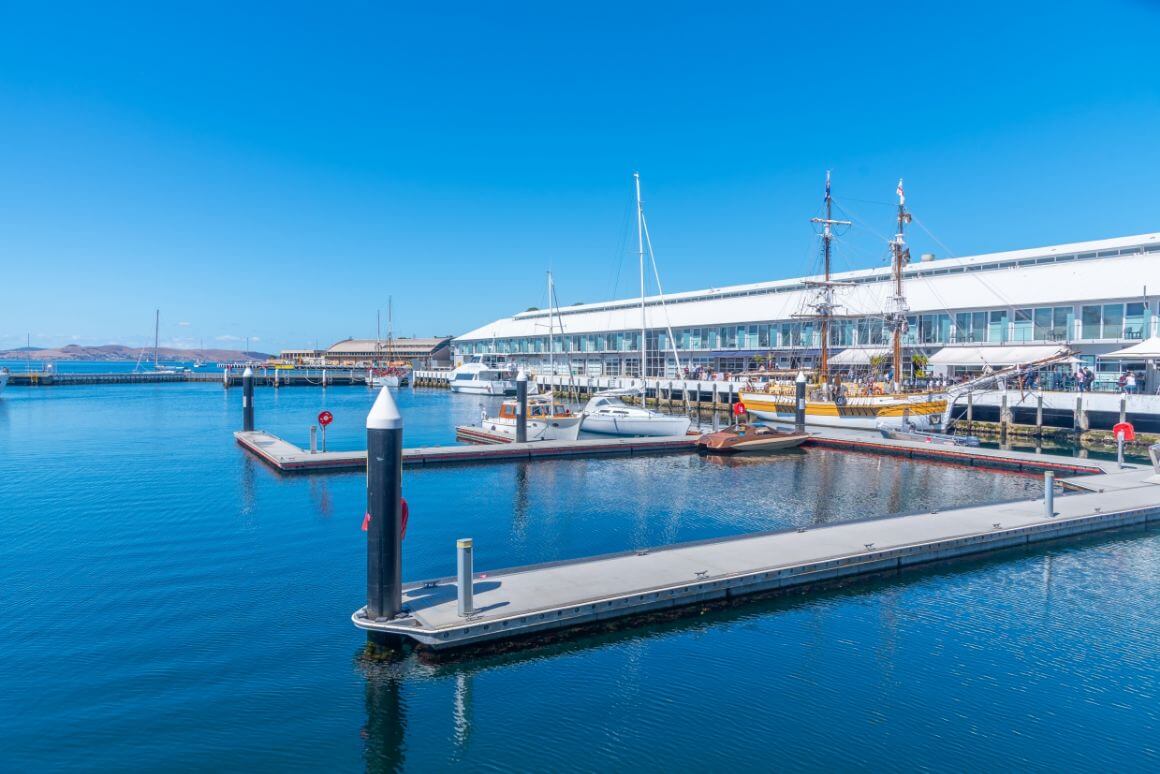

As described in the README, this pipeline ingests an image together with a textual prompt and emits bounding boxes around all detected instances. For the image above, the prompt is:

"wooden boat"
[480,394,582,441]
[696,423,809,454]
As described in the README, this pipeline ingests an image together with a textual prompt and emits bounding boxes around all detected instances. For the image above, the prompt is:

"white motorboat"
[0,367,8,396]
[580,391,691,437]
[479,394,582,441]
[449,356,518,395]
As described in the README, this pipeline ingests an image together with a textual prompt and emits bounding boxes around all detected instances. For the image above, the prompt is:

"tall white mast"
[153,309,160,367]
[547,271,555,376]
[635,172,646,380]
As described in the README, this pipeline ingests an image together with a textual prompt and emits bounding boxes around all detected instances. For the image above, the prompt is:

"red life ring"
[1113,422,1135,442]
[733,401,747,416]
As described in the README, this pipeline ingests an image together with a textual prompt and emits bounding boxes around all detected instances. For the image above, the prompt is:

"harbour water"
[2,383,1158,770]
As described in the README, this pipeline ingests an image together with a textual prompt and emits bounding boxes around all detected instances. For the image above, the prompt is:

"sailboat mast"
[547,271,555,376]
[889,179,912,386]
[153,309,160,367]
[820,173,832,378]
[808,172,850,382]
[635,172,646,380]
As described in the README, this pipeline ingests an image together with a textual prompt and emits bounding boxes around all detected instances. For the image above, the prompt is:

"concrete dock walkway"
[354,463,1160,651]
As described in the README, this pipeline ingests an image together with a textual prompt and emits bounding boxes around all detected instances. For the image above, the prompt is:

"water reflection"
[361,658,409,773]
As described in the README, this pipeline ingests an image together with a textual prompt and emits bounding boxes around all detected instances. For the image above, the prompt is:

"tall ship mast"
[805,172,852,380]
[885,179,913,386]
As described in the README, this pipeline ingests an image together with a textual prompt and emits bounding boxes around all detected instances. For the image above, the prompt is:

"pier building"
[280,337,453,369]
[452,233,1160,382]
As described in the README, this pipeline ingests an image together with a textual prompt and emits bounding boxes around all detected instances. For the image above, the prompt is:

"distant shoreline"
[0,344,269,362]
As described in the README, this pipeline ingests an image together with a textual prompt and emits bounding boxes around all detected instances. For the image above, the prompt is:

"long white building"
[453,232,1160,382]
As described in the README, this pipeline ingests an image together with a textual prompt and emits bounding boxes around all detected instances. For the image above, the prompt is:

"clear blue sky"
[2,1,1159,353]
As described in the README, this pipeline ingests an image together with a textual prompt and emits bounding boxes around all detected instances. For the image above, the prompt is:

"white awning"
[829,348,890,365]
[1101,336,1160,359]
[928,345,1067,366]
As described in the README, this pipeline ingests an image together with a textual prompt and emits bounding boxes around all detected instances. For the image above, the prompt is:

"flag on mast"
[896,178,905,205]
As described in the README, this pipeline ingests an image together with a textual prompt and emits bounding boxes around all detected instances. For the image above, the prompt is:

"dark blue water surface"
[1,383,1157,771]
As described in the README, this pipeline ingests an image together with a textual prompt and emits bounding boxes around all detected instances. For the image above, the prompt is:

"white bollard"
[1045,471,1055,517]
[457,538,474,617]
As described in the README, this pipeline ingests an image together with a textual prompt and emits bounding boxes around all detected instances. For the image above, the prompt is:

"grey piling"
[1036,394,1043,431]
[1117,430,1126,469]
[223,366,230,389]
[795,371,807,432]
[966,392,973,426]
[242,366,255,431]
[366,386,404,626]
[516,370,528,443]
[457,538,474,617]
[1119,395,1127,425]
[1044,471,1055,517]
[1000,392,1010,433]
[310,425,317,454]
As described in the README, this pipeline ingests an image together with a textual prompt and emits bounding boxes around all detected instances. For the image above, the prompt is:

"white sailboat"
[580,173,691,438]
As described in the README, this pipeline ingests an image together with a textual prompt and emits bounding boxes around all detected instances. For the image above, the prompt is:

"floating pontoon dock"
[237,425,1110,477]
[234,430,698,472]
[354,462,1160,652]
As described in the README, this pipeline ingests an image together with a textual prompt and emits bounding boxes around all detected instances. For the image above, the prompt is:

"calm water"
[1,383,1158,771]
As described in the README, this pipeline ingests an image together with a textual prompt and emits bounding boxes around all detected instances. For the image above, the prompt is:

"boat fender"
[401,498,409,540]
[835,395,847,407]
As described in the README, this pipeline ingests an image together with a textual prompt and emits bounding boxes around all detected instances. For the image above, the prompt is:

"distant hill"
[0,344,271,362]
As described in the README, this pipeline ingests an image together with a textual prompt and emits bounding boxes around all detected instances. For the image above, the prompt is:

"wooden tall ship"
[740,177,949,430]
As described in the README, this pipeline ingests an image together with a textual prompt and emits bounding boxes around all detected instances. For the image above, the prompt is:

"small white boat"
[0,367,8,396]
[580,391,691,437]
[479,394,582,441]
[449,357,517,395]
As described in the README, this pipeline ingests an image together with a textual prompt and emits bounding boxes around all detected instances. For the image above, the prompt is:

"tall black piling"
[366,386,404,642]
[242,366,255,431]
[794,370,807,432]
[516,370,528,443]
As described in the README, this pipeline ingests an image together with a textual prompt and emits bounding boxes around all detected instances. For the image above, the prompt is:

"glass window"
[1012,309,1033,343]
[1125,302,1146,340]
[1081,305,1101,339]
[1033,308,1052,340]
[758,325,771,348]
[1102,304,1123,339]
[1053,307,1072,341]
[988,310,1008,343]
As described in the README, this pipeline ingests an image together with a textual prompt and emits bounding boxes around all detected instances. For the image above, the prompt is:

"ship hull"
[739,393,947,431]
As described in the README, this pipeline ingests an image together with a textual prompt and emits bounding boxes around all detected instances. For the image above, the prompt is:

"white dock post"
[223,366,230,389]
[310,425,317,454]
[1044,471,1055,517]
[457,538,474,617]
[1035,394,1043,431]
[1117,430,1126,469]
[1119,395,1127,425]
[242,367,254,432]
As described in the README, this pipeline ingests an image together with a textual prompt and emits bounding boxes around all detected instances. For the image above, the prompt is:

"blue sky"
[2,1,1159,353]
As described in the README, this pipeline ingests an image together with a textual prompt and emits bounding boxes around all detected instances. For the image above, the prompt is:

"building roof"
[455,232,1160,342]
[326,337,453,356]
